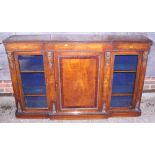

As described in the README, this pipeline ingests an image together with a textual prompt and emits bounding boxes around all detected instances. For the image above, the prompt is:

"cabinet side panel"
[7,52,22,110]
[135,51,149,110]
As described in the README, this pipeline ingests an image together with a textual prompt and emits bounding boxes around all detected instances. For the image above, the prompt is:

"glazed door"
[54,51,104,113]
[14,51,50,112]
[109,51,142,110]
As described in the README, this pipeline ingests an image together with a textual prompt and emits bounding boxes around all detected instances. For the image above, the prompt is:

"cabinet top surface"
[3,34,153,44]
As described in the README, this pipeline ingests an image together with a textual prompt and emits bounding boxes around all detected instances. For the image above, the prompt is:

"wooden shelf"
[113,70,136,73]
[24,94,46,97]
[20,71,44,73]
[112,93,133,96]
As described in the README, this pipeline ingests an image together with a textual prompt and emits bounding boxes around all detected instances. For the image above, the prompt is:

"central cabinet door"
[54,51,104,112]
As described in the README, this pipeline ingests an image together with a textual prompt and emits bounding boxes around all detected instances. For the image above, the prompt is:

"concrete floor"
[0,93,155,123]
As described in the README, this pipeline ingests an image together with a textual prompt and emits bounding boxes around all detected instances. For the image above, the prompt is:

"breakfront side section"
[6,51,20,112]
[54,50,104,113]
[109,51,141,111]
[108,43,151,114]
[5,43,51,113]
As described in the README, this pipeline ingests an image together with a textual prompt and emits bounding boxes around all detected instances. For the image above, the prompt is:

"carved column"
[7,52,14,70]
[52,103,56,113]
[102,52,111,113]
[7,52,21,112]
[135,51,149,111]
[47,51,56,113]
[48,51,53,69]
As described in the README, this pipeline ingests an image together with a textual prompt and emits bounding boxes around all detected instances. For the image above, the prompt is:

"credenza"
[3,34,153,120]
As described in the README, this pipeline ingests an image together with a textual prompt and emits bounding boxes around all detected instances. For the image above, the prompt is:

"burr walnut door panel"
[54,51,104,113]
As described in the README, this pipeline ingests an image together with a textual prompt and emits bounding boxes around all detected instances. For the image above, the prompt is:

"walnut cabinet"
[3,34,153,119]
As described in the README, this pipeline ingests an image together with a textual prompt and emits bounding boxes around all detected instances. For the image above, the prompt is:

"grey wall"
[0,32,155,80]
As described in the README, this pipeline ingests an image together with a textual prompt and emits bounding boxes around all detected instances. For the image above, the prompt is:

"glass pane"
[25,96,47,108]
[19,55,44,71]
[111,96,132,107]
[21,73,46,94]
[114,55,138,71]
[112,73,136,94]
